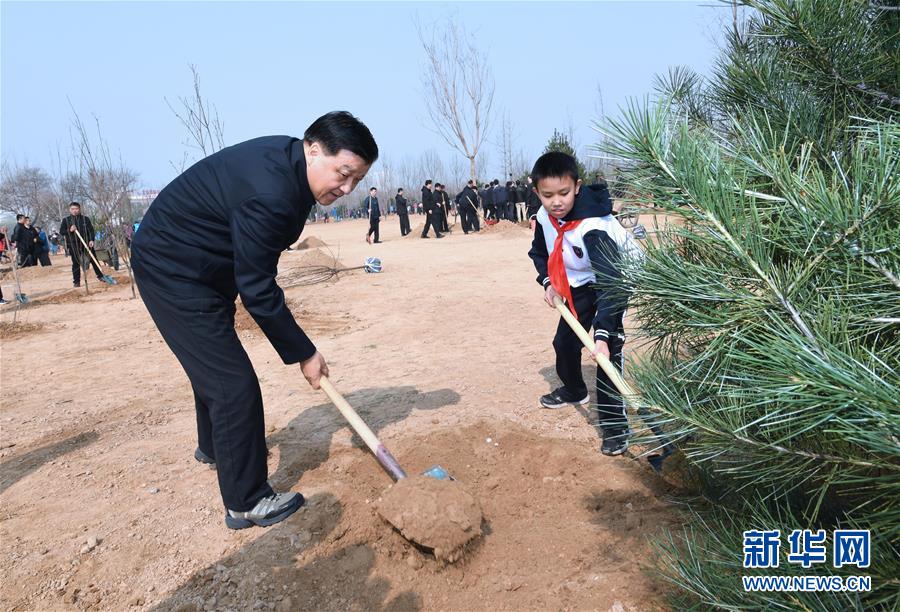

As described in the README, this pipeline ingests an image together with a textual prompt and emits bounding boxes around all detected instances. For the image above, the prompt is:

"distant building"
[129,189,159,218]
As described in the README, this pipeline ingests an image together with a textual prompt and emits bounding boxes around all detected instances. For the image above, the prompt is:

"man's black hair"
[397,188,403,193]
[425,179,433,187]
[505,181,513,188]
[69,201,81,208]
[303,111,378,164]
[370,187,377,192]
[530,151,579,186]
[16,214,24,221]
[467,179,475,186]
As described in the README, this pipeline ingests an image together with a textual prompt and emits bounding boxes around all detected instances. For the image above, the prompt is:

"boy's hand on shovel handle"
[301,351,329,390]
[544,285,563,309]
[591,339,610,361]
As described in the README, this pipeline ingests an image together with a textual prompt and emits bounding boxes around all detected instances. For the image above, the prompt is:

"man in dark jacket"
[505,181,517,221]
[420,180,443,239]
[515,180,528,222]
[493,180,508,221]
[525,175,542,228]
[59,203,107,285]
[10,214,32,267]
[395,188,410,236]
[479,183,493,220]
[435,183,451,232]
[455,180,480,234]
[21,218,40,267]
[131,111,378,529]
[364,187,381,244]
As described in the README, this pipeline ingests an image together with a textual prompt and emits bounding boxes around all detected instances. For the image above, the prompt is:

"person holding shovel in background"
[131,111,378,529]
[527,152,643,456]
[60,202,109,287]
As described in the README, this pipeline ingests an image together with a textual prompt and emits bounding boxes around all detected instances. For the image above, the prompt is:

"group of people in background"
[4,214,58,268]
[480,177,542,224]
[357,174,546,243]
[0,202,112,308]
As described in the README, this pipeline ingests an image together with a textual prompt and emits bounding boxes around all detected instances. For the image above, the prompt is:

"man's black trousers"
[421,209,441,237]
[367,218,380,242]
[132,262,273,511]
[468,207,481,231]
[71,244,104,283]
[553,284,627,431]
[398,213,410,236]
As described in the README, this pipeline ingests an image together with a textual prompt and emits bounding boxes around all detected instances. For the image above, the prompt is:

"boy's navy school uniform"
[527,184,643,432]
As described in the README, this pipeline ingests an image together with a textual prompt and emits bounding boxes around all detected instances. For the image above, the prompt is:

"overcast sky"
[2,1,730,190]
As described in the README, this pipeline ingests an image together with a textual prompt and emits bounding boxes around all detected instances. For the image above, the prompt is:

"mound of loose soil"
[32,278,129,306]
[294,236,328,250]
[282,249,344,270]
[404,223,425,238]
[0,321,45,339]
[480,220,530,238]
[153,420,678,612]
[375,475,482,562]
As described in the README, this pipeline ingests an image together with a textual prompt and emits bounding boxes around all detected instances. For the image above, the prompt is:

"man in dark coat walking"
[131,111,378,529]
[364,187,381,243]
[420,180,443,239]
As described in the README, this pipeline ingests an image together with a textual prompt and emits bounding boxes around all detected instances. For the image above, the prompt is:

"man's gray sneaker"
[225,491,305,529]
[540,387,590,409]
[601,428,630,456]
[194,447,216,469]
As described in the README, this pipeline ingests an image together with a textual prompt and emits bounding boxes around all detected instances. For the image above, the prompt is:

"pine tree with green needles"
[597,1,898,608]
[543,129,588,180]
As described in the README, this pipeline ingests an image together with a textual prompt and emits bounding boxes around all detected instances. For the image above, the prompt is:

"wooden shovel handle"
[72,228,105,271]
[319,376,408,481]
[552,297,641,407]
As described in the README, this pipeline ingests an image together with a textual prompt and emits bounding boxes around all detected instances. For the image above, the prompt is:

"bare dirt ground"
[1,212,683,612]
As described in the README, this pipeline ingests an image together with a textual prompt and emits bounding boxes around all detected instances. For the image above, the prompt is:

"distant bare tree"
[166,64,226,172]
[397,156,419,195]
[418,17,495,181]
[45,141,88,223]
[0,162,57,225]
[446,154,466,194]
[512,148,531,181]
[70,107,139,296]
[367,157,395,214]
[474,149,491,184]
[497,111,514,180]
[417,149,445,183]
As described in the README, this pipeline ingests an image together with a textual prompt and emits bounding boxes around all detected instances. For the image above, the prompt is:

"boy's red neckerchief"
[547,216,583,316]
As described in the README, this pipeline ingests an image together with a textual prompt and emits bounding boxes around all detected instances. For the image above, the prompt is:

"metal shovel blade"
[101,275,118,285]
[14,293,28,304]
[421,465,454,481]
